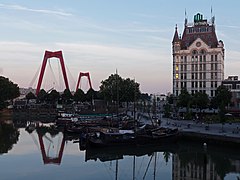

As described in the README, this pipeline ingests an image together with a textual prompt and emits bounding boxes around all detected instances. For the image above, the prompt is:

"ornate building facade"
[172,13,224,97]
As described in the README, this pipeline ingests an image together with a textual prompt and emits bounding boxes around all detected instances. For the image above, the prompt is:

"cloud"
[0,3,72,17]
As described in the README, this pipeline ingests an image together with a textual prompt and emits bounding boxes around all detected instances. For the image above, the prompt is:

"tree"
[99,74,141,105]
[26,92,36,101]
[0,76,20,110]
[213,85,232,126]
[61,89,73,104]
[46,90,60,104]
[85,88,98,102]
[74,89,85,102]
[177,88,191,109]
[37,89,47,103]
[192,91,209,118]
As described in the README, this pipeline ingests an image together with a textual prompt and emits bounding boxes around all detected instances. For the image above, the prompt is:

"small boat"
[136,127,179,144]
[87,128,136,148]
[56,112,78,126]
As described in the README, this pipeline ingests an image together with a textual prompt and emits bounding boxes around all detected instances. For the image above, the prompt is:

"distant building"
[222,76,240,115]
[172,13,224,97]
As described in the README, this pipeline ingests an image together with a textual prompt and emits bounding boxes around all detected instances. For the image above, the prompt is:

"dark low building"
[222,76,240,116]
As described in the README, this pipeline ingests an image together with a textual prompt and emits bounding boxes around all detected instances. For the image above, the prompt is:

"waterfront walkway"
[136,112,240,141]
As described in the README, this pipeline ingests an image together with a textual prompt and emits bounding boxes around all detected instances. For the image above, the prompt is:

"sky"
[1,0,240,94]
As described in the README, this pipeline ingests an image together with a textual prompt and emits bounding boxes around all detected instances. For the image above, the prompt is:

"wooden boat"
[87,128,136,148]
[86,125,179,148]
[135,127,179,144]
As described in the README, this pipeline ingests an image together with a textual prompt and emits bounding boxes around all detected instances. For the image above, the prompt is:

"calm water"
[0,118,239,180]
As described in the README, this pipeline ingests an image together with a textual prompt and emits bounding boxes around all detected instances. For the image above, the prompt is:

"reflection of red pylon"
[76,72,92,92]
[36,50,69,95]
[37,132,65,165]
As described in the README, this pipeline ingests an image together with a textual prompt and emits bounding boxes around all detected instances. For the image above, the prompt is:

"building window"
[211,64,214,70]
[203,73,206,79]
[192,82,194,88]
[195,82,198,88]
[184,65,187,71]
[211,55,214,62]
[199,64,202,71]
[215,63,217,70]
[203,82,206,88]
[176,65,179,71]
[176,74,179,79]
[236,84,240,89]
[199,73,202,79]
[184,56,187,62]
[215,54,217,61]
[192,73,194,79]
[215,82,217,88]
[192,64,194,71]
[176,82,178,88]
[192,56,194,61]
[199,82,202,88]
[203,55,206,61]
[181,74,183,79]
[184,82,187,87]
[192,50,198,55]
[195,73,198,79]
[195,64,198,71]
[211,82,213,88]
[203,64,206,70]
[195,56,198,61]
[184,73,187,79]
[211,90,214,97]
[200,56,202,62]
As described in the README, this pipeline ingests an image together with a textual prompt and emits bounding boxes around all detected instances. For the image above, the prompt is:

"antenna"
[211,6,213,18]
[184,9,188,26]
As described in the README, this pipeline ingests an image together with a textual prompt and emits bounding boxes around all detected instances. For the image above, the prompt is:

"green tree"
[99,74,140,105]
[213,85,232,126]
[192,91,209,118]
[37,89,47,103]
[177,88,191,109]
[74,89,85,102]
[26,92,36,100]
[121,78,141,104]
[46,90,60,104]
[0,76,20,110]
[61,89,73,104]
[85,88,98,102]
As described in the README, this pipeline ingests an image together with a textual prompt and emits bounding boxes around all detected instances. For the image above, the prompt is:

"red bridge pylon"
[76,72,92,92]
[36,50,69,95]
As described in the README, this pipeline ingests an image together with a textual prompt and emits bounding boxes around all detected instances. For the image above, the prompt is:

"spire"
[184,9,188,27]
[172,24,180,43]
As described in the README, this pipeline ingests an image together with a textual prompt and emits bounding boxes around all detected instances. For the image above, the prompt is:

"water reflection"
[0,120,19,154]
[172,141,240,180]
[0,118,238,179]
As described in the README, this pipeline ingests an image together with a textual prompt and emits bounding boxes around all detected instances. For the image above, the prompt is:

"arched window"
[192,50,198,55]
[200,49,206,55]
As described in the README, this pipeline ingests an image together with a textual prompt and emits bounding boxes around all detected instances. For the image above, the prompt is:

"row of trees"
[0,76,20,110]
[25,73,142,106]
[166,85,232,122]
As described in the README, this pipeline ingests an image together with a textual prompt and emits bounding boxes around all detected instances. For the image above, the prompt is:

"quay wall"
[179,130,240,147]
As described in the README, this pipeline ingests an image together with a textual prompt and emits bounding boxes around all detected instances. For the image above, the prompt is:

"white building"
[172,13,224,97]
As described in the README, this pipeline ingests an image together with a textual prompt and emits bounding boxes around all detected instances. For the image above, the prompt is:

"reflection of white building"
[172,13,224,97]
[172,154,240,180]
[173,154,221,180]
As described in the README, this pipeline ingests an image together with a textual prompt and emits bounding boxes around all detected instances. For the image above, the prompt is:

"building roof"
[174,13,219,50]
[172,25,180,43]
